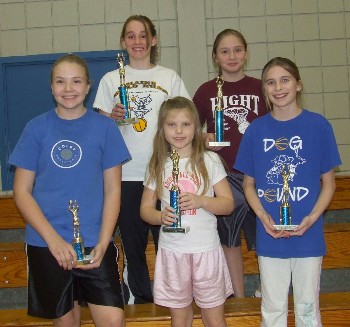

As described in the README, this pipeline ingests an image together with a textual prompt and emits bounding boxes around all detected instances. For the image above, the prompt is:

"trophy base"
[209,141,231,147]
[117,117,137,126]
[274,224,298,231]
[162,225,190,233]
[77,254,93,265]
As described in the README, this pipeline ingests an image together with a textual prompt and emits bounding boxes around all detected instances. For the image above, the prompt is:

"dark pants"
[217,172,256,250]
[27,243,124,319]
[118,181,160,304]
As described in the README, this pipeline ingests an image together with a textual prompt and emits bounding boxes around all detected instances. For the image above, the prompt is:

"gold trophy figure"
[274,165,298,230]
[162,150,190,233]
[209,76,230,147]
[116,53,137,125]
[68,200,92,264]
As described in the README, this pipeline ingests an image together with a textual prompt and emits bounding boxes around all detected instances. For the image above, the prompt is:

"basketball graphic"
[133,118,147,132]
[264,189,277,202]
[225,107,250,134]
[51,140,82,169]
[179,179,196,194]
[275,137,289,150]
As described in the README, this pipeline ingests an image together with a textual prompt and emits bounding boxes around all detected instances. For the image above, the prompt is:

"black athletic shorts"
[26,242,124,319]
[217,172,256,250]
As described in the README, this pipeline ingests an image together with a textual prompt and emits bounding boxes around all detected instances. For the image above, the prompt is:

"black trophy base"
[162,225,190,233]
[117,117,137,126]
[77,254,93,265]
[274,224,298,231]
[209,141,231,147]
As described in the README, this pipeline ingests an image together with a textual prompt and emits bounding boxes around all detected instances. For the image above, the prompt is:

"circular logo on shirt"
[51,140,82,168]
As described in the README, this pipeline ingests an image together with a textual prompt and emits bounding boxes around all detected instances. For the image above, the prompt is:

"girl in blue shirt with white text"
[235,57,341,327]
[9,54,130,327]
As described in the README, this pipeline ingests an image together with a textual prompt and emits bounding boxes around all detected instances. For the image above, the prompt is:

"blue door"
[0,50,126,190]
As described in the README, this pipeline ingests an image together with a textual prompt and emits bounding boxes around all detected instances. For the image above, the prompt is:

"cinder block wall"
[0,0,349,191]
[0,2,350,307]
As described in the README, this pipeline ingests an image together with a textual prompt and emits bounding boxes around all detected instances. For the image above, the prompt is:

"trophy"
[68,200,92,264]
[209,76,230,147]
[274,165,298,230]
[162,150,190,233]
[116,53,137,126]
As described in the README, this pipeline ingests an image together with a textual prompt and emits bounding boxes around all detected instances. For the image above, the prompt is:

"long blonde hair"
[145,97,209,198]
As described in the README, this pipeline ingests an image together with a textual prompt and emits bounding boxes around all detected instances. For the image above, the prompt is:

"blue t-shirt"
[235,110,341,258]
[9,109,131,247]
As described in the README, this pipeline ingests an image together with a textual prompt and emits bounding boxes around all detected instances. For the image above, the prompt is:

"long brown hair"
[120,15,159,64]
[145,97,209,198]
[261,57,303,111]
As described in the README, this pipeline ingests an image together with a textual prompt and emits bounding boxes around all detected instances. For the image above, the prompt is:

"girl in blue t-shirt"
[9,54,130,326]
[235,57,341,326]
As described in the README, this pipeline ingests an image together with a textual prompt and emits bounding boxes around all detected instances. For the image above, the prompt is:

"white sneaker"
[253,290,262,297]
